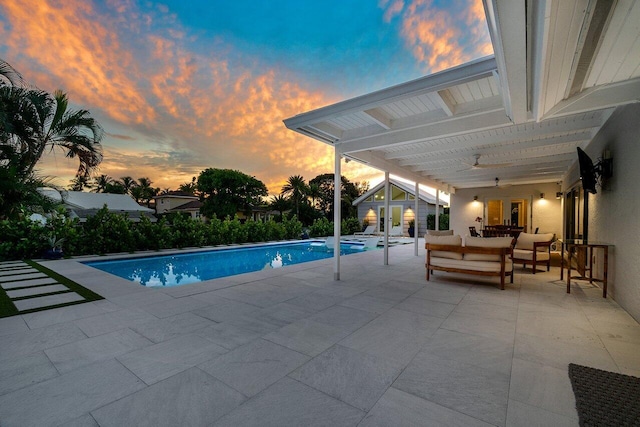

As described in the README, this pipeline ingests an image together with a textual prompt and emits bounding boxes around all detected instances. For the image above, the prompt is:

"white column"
[435,190,440,230]
[384,172,390,265]
[334,149,341,281]
[414,181,419,256]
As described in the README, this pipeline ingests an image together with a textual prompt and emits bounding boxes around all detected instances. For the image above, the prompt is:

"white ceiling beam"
[306,123,343,140]
[484,0,529,123]
[433,90,456,116]
[363,108,392,129]
[412,153,577,173]
[541,79,639,119]
[348,151,454,193]
[283,56,497,131]
[339,109,511,154]
[384,122,597,160]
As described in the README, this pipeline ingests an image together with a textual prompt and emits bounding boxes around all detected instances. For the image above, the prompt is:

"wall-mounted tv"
[577,147,597,194]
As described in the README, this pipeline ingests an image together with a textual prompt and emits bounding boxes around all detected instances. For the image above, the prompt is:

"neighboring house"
[154,191,199,215]
[352,179,447,236]
[38,188,156,222]
[169,199,204,221]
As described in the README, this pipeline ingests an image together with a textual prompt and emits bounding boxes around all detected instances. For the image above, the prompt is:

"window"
[391,186,406,201]
[374,188,385,201]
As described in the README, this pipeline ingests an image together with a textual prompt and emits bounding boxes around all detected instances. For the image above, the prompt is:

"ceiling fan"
[461,154,513,170]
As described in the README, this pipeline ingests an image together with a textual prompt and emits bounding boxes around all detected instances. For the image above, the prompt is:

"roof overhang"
[283,0,640,192]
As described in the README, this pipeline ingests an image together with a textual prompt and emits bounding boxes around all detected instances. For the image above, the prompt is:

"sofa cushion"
[429,257,512,273]
[512,249,550,261]
[425,234,463,260]
[515,233,554,251]
[464,236,514,262]
[425,230,454,236]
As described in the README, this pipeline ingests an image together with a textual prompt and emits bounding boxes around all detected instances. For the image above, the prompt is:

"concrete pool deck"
[1,240,639,426]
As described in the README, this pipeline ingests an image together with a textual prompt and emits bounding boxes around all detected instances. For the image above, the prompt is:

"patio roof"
[284,0,640,192]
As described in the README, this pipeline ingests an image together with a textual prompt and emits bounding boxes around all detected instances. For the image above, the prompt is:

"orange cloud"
[0,0,156,124]
[0,0,383,195]
[381,0,493,73]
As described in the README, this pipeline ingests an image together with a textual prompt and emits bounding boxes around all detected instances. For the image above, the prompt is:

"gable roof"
[284,0,640,191]
[39,188,153,212]
[352,179,446,206]
[171,200,202,211]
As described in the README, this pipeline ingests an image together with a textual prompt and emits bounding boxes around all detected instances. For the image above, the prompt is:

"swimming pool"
[84,241,367,287]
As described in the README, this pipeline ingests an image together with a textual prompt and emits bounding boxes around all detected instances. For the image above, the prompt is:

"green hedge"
[426,213,450,230]
[0,207,304,261]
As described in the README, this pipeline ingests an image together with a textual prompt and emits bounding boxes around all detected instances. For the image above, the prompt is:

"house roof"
[154,191,198,199]
[284,0,640,191]
[171,200,202,211]
[39,188,153,212]
[352,178,446,206]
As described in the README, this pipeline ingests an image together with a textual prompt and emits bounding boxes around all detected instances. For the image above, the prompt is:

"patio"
[1,242,639,426]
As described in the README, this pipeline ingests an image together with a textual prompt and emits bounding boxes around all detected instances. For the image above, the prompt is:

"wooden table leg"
[566,244,571,294]
[560,242,565,281]
[603,246,608,298]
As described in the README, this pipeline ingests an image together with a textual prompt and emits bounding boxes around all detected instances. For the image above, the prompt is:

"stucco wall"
[450,183,563,239]
[563,104,640,321]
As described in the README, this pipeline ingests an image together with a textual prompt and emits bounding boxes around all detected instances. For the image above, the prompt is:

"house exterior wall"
[155,196,198,214]
[356,200,438,236]
[450,183,563,239]
[563,103,640,322]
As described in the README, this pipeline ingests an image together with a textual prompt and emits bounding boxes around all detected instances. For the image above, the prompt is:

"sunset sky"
[0,0,492,195]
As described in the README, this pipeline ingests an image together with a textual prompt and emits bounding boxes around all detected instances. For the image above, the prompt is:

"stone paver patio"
[1,241,639,426]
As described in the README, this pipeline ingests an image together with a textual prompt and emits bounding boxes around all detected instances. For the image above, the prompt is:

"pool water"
[84,241,366,287]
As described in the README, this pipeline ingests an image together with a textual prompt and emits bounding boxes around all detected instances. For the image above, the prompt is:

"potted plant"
[44,235,65,259]
[408,219,415,237]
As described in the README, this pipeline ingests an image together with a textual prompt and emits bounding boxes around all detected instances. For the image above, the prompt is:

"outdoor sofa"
[425,234,514,290]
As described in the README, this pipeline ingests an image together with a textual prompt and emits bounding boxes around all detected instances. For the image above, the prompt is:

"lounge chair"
[389,225,404,237]
[354,225,376,236]
[362,237,380,249]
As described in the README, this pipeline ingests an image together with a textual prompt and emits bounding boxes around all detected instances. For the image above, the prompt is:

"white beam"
[433,90,456,116]
[484,0,528,123]
[308,123,343,140]
[414,181,419,256]
[384,173,390,265]
[341,109,511,153]
[350,150,454,193]
[283,56,498,131]
[363,108,392,129]
[334,149,341,281]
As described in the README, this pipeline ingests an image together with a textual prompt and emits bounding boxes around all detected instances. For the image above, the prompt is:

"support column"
[334,149,341,281]
[384,172,390,265]
[414,181,419,256]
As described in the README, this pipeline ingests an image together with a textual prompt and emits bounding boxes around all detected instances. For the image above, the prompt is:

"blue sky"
[0,0,492,194]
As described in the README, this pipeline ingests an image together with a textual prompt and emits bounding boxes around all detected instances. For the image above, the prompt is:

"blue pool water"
[84,241,367,287]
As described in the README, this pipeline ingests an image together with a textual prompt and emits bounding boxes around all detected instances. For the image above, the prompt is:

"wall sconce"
[473,195,478,201]
[539,193,545,199]
[495,177,499,187]
[556,192,562,199]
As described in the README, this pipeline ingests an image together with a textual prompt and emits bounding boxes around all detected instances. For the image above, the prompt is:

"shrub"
[427,213,450,230]
[309,217,333,237]
[341,217,361,235]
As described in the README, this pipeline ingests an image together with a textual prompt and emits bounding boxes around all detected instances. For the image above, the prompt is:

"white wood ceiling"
[284,0,639,193]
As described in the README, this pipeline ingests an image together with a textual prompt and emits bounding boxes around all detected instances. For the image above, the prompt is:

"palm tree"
[269,194,291,218]
[308,183,322,210]
[21,90,104,179]
[281,175,308,217]
[119,176,137,194]
[93,174,113,192]
[179,176,197,195]
[0,59,24,87]
[137,177,158,207]
[69,175,92,191]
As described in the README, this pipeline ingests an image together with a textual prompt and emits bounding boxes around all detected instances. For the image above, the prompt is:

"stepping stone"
[0,261,28,267]
[0,264,30,271]
[7,284,68,299]
[0,268,38,277]
[14,293,85,311]
[1,278,58,290]
[0,272,48,283]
